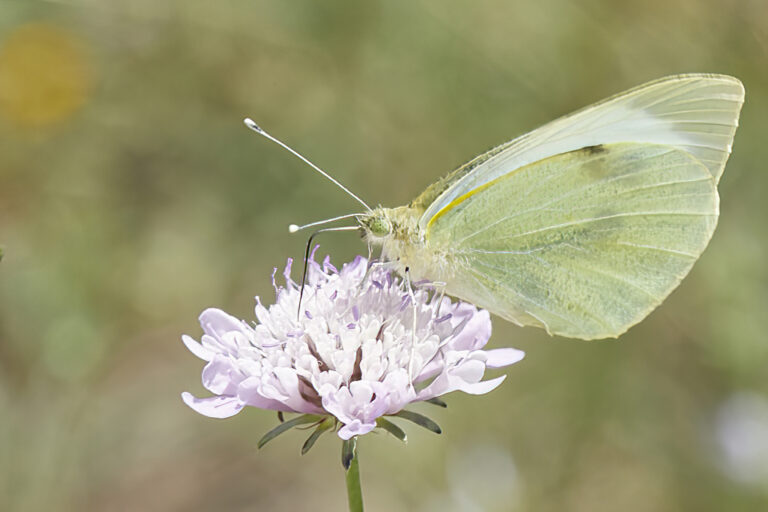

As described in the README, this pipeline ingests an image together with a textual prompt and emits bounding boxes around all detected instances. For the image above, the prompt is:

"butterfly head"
[359,209,393,242]
[359,206,423,255]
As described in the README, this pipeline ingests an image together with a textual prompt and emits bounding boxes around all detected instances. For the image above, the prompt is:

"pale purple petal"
[417,360,500,400]
[182,335,214,361]
[272,366,317,412]
[449,358,487,383]
[321,389,353,423]
[199,308,250,338]
[348,380,375,404]
[201,355,243,395]
[181,392,245,418]
[485,348,525,368]
[418,373,506,400]
[446,308,492,351]
[456,375,507,395]
[413,359,443,383]
[237,377,298,412]
[338,419,377,440]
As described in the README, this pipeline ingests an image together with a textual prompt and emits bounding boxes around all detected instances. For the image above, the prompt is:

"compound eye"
[369,217,391,237]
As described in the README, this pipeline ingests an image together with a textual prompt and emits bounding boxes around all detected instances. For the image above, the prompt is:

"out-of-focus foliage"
[0,1,766,510]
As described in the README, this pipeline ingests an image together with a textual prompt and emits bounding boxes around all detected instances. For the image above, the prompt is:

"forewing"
[419,74,742,228]
[425,143,718,340]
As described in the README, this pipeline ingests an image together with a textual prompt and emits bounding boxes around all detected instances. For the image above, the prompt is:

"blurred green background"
[1,0,767,510]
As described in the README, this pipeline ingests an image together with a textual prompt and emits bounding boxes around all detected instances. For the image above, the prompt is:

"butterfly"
[246,73,744,340]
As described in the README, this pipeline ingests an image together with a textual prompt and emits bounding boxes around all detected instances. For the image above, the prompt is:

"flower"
[181,253,524,440]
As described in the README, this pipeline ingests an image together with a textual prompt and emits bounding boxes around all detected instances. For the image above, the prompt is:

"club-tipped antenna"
[244,119,371,211]
[288,212,364,233]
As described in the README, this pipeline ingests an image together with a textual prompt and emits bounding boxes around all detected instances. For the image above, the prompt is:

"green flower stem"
[344,438,364,512]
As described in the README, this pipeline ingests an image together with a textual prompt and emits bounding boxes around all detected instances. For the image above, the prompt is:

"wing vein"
[501,211,712,242]
[616,241,698,258]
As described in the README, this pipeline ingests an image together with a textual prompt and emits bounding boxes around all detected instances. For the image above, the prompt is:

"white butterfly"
[248,74,744,340]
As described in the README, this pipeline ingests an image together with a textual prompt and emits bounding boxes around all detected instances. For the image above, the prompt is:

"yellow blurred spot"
[0,23,91,127]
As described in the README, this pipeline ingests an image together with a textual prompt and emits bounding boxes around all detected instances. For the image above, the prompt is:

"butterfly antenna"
[288,213,364,233]
[244,119,371,211]
[297,226,360,320]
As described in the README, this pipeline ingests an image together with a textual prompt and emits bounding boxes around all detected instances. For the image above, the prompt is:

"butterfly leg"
[358,259,398,291]
[346,256,398,321]
[357,244,393,287]
[421,281,448,318]
[404,267,420,384]
[437,284,446,314]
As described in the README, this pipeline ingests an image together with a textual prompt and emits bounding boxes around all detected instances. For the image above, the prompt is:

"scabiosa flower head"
[182,253,524,440]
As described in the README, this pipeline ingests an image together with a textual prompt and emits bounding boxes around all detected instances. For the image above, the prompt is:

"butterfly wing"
[423,142,718,340]
[418,74,743,229]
